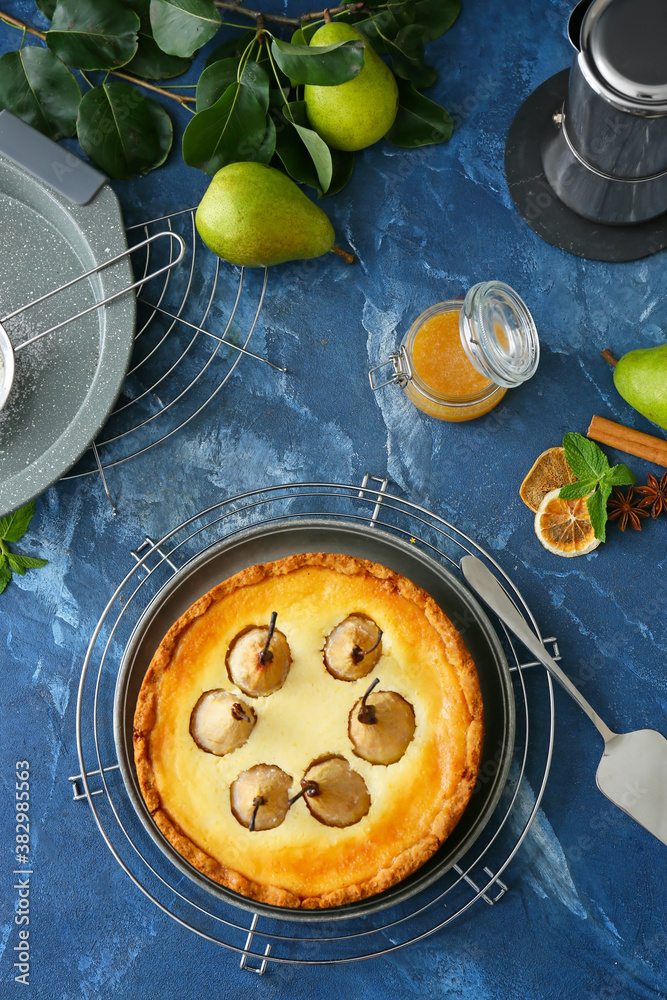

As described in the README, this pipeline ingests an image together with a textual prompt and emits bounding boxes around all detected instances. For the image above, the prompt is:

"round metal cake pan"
[114,519,516,923]
[0,155,135,516]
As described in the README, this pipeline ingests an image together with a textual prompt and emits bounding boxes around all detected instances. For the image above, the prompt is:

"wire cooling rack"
[69,477,557,969]
[62,207,284,511]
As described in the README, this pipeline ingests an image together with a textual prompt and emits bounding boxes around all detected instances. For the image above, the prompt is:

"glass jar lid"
[459,281,539,389]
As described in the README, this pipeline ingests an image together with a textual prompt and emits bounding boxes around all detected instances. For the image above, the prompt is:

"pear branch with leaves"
[213,1,366,28]
[0,9,196,104]
[0,0,460,186]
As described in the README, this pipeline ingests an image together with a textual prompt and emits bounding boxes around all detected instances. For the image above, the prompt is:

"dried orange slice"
[520,447,577,512]
[534,489,601,557]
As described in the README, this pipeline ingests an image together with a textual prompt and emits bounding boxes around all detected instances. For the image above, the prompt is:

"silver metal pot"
[542,0,667,225]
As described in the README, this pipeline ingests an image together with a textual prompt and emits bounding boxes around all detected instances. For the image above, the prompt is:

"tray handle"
[0,110,107,206]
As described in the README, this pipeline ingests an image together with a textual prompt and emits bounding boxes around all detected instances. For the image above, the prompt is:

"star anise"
[636,471,667,519]
[607,487,650,531]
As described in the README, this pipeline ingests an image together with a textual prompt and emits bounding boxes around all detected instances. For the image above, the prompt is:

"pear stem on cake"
[231,702,251,722]
[351,629,383,664]
[259,612,278,666]
[289,779,320,805]
[249,795,265,831]
[357,677,380,724]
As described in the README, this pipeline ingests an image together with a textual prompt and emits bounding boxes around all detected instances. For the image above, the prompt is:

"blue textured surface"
[1,0,667,997]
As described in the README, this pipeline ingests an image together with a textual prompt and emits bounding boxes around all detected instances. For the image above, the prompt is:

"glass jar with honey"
[369,281,540,422]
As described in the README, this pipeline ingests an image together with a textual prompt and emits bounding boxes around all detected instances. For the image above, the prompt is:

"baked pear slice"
[300,755,371,827]
[230,764,292,831]
[349,684,415,765]
[324,613,382,681]
[227,614,291,697]
[190,690,257,756]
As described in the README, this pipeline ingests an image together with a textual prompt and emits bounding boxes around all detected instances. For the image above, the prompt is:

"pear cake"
[133,552,484,909]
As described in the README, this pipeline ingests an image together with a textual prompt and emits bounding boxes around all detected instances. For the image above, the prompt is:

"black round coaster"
[504,69,667,262]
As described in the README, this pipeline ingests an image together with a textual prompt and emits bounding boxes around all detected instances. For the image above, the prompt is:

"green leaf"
[125,0,191,79]
[182,81,267,174]
[291,122,332,194]
[7,553,25,575]
[587,483,612,542]
[47,0,140,70]
[293,119,332,193]
[291,23,319,45]
[146,93,174,169]
[273,101,332,194]
[0,562,11,596]
[77,82,171,180]
[254,114,276,164]
[149,0,221,59]
[347,4,415,54]
[562,432,609,483]
[7,553,49,575]
[327,147,354,197]
[270,37,364,86]
[413,0,461,41]
[603,464,637,487]
[558,433,634,538]
[204,31,256,68]
[386,80,453,147]
[274,108,320,193]
[241,61,270,113]
[559,480,598,501]
[196,57,240,110]
[0,502,35,543]
[35,0,57,18]
[253,42,290,90]
[0,47,80,141]
[197,59,269,113]
[389,24,437,88]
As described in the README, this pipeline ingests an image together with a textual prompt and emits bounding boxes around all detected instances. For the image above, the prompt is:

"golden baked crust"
[133,552,484,909]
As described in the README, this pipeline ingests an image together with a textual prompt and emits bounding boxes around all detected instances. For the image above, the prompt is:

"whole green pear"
[195,162,335,267]
[612,343,667,430]
[304,23,399,152]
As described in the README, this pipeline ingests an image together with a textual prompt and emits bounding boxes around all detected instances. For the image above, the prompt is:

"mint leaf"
[603,464,636,487]
[7,554,48,574]
[587,483,612,542]
[7,553,25,575]
[0,500,48,597]
[562,432,609,482]
[559,433,636,544]
[559,480,597,500]
[0,501,35,542]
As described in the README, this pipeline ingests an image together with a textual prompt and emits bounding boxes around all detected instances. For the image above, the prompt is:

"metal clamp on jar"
[543,0,667,225]
[369,281,540,423]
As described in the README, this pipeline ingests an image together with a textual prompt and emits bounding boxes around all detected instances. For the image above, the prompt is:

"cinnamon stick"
[587,415,667,468]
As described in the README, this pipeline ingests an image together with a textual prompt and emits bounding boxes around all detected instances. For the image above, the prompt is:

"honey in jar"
[369,282,540,422]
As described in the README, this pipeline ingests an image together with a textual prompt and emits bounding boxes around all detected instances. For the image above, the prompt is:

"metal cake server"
[461,555,667,848]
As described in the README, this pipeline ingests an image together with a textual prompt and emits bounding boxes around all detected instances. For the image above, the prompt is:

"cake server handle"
[460,555,616,744]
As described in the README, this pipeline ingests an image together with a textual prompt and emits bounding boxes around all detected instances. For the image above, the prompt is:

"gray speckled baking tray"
[0,154,135,516]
